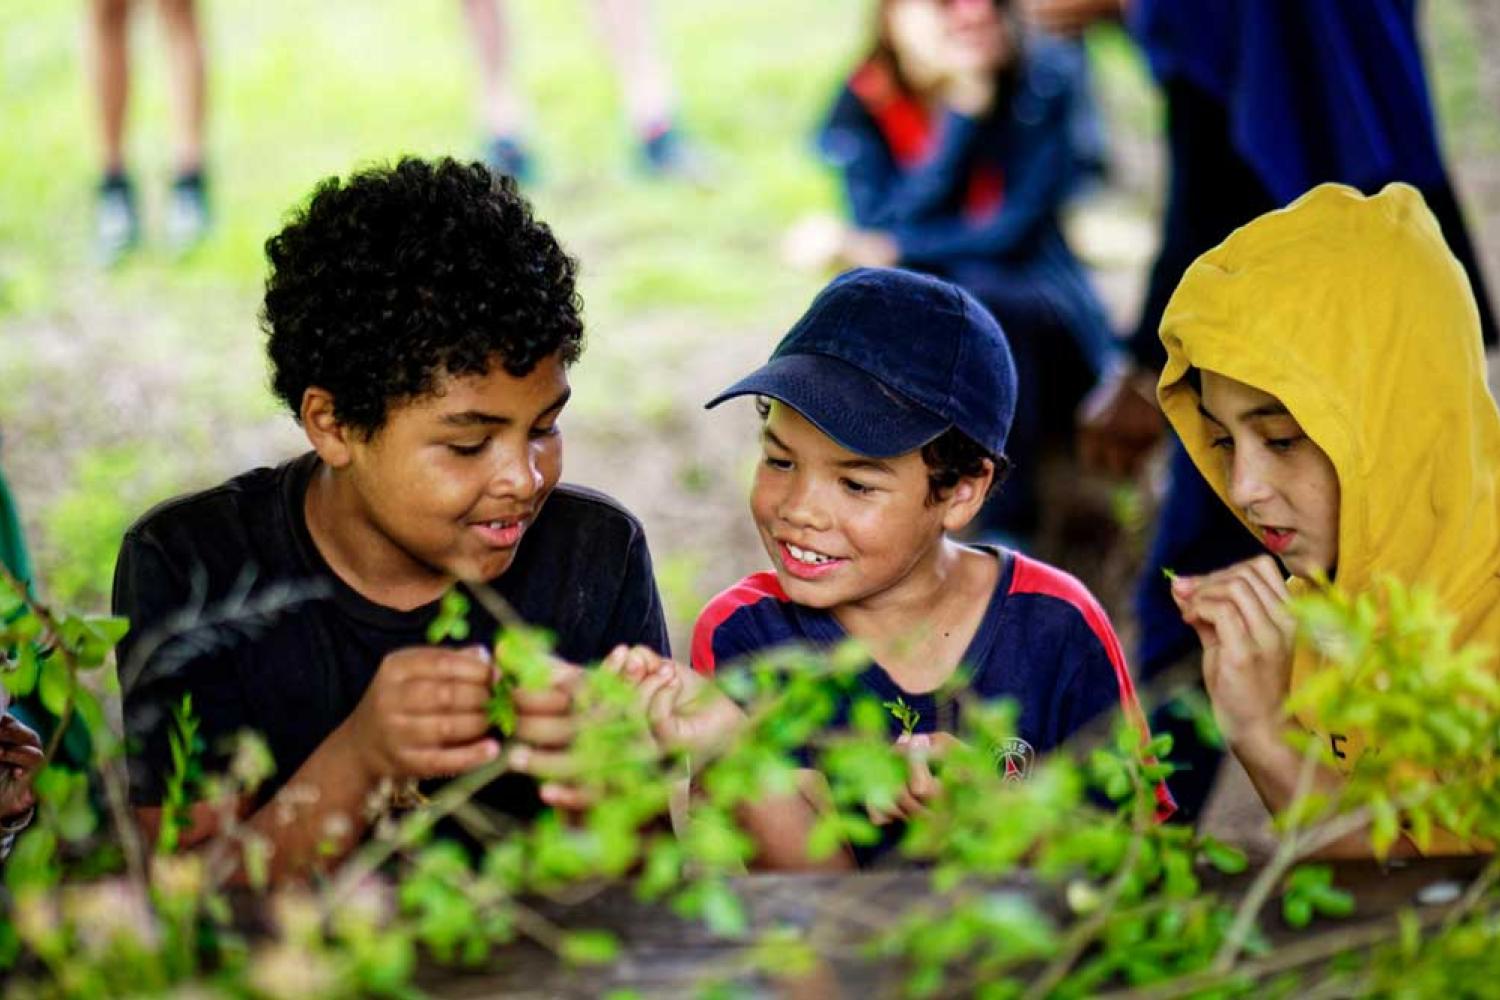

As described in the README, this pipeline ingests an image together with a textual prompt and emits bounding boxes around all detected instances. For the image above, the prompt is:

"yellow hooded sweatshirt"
[1157,183,1500,851]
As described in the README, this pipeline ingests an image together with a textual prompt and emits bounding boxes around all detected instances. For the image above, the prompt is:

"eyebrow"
[1197,399,1290,426]
[762,427,895,474]
[439,387,572,427]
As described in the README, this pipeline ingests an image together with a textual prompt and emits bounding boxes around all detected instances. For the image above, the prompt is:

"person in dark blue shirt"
[693,268,1170,864]
[805,0,1118,541]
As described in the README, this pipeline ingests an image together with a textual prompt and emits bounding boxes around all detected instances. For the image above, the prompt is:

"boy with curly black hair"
[114,158,668,879]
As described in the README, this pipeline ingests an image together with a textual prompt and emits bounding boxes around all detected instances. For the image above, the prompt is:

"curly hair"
[262,157,584,435]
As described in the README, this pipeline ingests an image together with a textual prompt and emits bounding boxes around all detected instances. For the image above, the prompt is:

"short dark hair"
[262,157,584,435]
[756,398,1007,504]
[921,427,1009,504]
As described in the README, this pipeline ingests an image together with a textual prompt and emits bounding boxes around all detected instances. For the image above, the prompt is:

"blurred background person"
[461,0,707,181]
[789,0,1118,545]
[1028,0,1500,820]
[88,0,211,263]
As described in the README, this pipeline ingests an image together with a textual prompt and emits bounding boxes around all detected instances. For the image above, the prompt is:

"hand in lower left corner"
[0,712,43,823]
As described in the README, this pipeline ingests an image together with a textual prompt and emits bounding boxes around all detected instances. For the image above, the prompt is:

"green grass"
[1,0,1491,617]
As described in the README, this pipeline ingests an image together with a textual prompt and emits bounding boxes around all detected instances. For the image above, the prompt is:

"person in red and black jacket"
[803,0,1117,542]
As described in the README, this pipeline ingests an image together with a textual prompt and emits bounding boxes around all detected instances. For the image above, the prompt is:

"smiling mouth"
[471,518,526,548]
[777,541,845,579]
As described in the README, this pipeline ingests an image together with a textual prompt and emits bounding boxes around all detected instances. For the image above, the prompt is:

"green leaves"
[425,588,471,644]
[1199,836,1249,875]
[883,696,921,737]
[560,930,620,965]
[1281,865,1355,928]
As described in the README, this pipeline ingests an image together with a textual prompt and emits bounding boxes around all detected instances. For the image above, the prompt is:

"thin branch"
[1213,738,1325,971]
[322,756,510,914]
[1023,800,1151,1000]
[1100,898,1485,1000]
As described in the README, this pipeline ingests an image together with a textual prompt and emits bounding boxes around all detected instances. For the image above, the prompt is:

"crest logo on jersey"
[993,737,1035,782]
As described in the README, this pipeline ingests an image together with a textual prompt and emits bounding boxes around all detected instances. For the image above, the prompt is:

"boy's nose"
[1227,453,1275,511]
[488,451,544,502]
[778,480,830,531]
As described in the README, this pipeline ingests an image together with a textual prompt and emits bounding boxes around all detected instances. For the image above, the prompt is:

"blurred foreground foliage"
[0,565,1499,997]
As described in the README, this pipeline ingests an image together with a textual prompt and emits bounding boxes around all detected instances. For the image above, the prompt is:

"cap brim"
[705,353,949,459]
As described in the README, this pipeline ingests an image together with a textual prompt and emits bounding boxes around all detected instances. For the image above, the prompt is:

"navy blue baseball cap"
[706,267,1018,458]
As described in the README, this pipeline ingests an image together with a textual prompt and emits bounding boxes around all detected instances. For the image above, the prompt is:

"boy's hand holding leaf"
[342,646,501,783]
[867,731,963,826]
[1169,556,1295,746]
[606,645,748,761]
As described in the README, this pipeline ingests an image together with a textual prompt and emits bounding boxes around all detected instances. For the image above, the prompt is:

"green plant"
[883,695,921,738]
[3,566,1500,998]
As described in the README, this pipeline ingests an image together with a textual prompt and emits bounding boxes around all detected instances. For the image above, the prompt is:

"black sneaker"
[95,173,140,265]
[484,136,535,185]
[639,125,715,186]
[166,170,211,254]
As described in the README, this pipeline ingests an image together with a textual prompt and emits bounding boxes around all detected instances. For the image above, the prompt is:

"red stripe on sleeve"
[690,572,789,677]
[1009,554,1178,821]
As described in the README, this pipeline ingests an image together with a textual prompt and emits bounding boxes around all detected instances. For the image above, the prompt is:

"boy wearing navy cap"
[692,267,1167,841]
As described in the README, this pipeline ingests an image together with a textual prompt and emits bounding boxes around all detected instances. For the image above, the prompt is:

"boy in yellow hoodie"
[1156,182,1500,857]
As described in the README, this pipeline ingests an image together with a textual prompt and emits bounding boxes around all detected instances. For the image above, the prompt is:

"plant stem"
[1213,739,1323,971]
[1023,801,1151,1000]
[323,756,510,915]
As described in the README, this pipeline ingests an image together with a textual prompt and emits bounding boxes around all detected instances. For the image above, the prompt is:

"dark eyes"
[447,424,559,457]
[1208,434,1303,453]
[764,456,793,471]
[840,478,873,495]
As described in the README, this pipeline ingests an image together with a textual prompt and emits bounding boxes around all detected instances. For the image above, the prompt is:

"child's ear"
[939,459,996,533]
[300,387,356,469]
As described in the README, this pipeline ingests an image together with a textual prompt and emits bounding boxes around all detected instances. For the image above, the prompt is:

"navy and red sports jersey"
[693,548,1170,809]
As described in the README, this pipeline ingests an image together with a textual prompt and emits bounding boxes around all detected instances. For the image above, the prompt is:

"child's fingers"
[539,782,592,812]
[408,738,501,778]
[513,711,578,749]
[404,677,494,715]
[866,801,900,827]
[0,744,43,770]
[1194,571,1289,651]
[418,649,500,689]
[507,665,570,710]
[505,744,579,781]
[926,732,963,757]
[1194,597,1256,677]
[907,754,939,804]
[404,711,494,747]
[626,645,664,679]
[645,672,682,731]
[600,645,630,676]
[895,788,928,818]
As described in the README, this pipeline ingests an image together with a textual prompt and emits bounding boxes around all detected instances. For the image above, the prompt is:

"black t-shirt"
[113,452,669,819]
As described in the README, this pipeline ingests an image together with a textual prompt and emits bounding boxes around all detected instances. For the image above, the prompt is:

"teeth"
[487,520,516,529]
[786,543,834,565]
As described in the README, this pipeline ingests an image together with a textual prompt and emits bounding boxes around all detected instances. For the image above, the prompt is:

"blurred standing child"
[460,0,706,181]
[796,0,1118,542]
[88,0,211,263]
